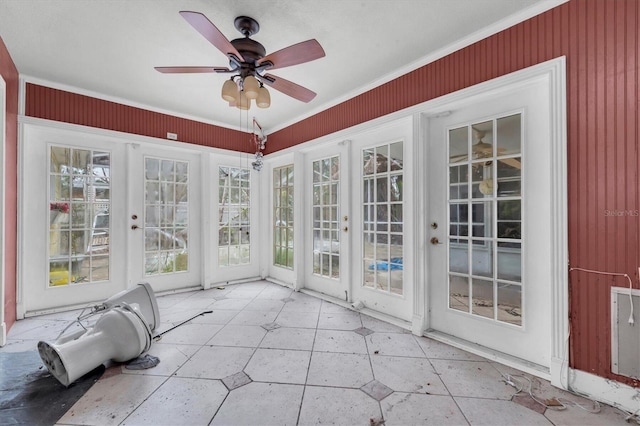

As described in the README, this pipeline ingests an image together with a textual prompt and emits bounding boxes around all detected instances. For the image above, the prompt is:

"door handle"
[430,237,442,245]
[131,225,140,230]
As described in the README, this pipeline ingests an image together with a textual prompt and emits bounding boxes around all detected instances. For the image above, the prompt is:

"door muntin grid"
[218,166,251,267]
[144,157,189,276]
[362,141,404,295]
[274,164,294,269]
[312,155,340,279]
[48,146,111,286]
[448,114,523,326]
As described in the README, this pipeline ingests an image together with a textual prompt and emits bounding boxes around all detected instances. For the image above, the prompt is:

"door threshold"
[299,288,412,332]
[425,329,551,380]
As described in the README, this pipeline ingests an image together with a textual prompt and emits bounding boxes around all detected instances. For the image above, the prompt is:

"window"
[362,141,404,294]
[273,165,294,269]
[218,166,251,266]
[312,156,340,278]
[448,114,523,325]
[144,157,189,275]
[48,146,110,286]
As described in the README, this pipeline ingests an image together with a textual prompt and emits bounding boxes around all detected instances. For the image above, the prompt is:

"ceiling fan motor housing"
[230,16,267,79]
[230,38,266,64]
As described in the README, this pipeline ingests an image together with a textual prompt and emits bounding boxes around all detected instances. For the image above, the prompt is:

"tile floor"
[1,280,632,425]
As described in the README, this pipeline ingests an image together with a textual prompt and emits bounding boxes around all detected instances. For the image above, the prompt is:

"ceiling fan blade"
[257,39,325,70]
[472,141,493,153]
[155,66,231,74]
[179,11,244,62]
[258,73,317,103]
[449,154,468,163]
[498,157,522,170]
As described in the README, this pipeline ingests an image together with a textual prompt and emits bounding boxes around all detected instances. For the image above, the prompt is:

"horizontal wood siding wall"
[22,0,639,385]
[25,84,255,153]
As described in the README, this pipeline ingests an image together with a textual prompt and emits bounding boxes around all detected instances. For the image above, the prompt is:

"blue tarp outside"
[368,257,403,271]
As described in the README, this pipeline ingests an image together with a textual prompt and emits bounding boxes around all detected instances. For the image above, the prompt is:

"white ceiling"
[0,0,560,133]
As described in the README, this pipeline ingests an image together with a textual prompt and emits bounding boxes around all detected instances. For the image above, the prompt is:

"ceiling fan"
[155,11,325,107]
[449,128,521,170]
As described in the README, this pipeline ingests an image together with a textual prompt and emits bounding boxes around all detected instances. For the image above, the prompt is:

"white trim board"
[564,363,640,415]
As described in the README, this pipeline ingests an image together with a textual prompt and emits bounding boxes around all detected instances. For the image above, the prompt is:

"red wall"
[25,84,255,153]
[0,36,19,331]
[19,0,640,385]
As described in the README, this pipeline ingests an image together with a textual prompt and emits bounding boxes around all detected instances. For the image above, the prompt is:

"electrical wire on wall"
[251,117,266,171]
[569,267,636,325]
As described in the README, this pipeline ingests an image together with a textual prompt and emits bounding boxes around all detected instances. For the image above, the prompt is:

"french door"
[304,143,350,299]
[350,118,414,322]
[21,126,128,314]
[427,78,553,368]
[127,145,201,293]
[20,125,202,315]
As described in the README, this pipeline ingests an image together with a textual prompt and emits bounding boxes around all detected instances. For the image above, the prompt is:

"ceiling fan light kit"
[155,11,325,111]
[221,78,238,102]
[242,75,260,100]
[256,85,271,108]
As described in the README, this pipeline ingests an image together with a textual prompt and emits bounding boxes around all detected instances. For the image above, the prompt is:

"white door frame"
[416,57,567,383]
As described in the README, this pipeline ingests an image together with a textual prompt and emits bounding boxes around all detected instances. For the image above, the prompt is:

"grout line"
[295,298,322,425]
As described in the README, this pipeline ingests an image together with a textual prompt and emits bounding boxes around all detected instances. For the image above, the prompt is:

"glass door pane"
[312,156,340,279]
[447,114,523,326]
[143,157,189,275]
[49,146,111,286]
[362,141,404,295]
[218,166,251,266]
[273,164,294,269]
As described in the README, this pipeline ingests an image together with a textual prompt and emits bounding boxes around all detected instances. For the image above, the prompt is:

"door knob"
[430,237,442,245]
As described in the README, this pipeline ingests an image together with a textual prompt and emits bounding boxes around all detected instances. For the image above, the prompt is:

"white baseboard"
[265,277,294,289]
[425,330,551,381]
[299,288,412,331]
[550,355,639,414]
[564,367,640,414]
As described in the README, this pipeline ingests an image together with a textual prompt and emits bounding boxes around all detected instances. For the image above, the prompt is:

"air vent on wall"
[611,287,640,379]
